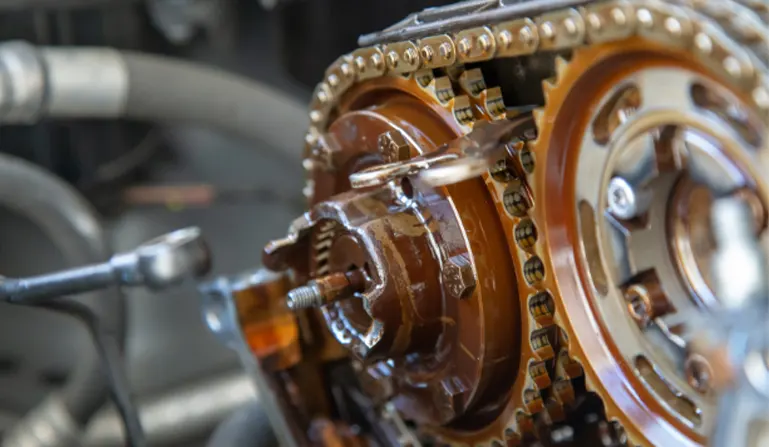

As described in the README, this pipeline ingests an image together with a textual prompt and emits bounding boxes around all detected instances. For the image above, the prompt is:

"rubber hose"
[0,154,125,425]
[120,51,308,161]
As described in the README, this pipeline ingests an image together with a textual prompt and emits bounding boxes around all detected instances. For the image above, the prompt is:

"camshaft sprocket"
[252,1,769,446]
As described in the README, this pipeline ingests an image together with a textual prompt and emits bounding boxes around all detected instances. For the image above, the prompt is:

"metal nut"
[442,253,476,299]
[378,131,411,162]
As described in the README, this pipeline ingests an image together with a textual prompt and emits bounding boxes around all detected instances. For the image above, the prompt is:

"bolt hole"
[691,82,762,147]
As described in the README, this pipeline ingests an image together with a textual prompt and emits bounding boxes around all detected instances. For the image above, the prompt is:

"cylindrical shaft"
[0,262,116,303]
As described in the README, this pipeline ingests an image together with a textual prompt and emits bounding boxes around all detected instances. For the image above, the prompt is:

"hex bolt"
[442,254,476,300]
[377,131,411,162]
[607,176,651,220]
[685,353,713,394]
[286,270,366,310]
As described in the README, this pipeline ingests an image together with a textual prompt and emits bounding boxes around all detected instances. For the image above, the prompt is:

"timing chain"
[301,0,769,445]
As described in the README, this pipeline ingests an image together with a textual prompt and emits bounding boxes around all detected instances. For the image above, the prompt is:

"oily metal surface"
[529,38,769,446]
[316,76,524,433]
[296,0,769,446]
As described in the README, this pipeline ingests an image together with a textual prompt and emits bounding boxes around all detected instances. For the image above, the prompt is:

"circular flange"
[530,38,769,446]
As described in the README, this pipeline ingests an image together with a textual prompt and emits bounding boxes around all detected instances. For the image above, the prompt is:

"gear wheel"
[259,2,769,447]
[299,64,592,447]
[528,24,769,447]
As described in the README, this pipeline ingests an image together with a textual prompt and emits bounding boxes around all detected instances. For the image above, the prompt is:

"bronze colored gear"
[288,3,769,447]
[308,66,587,447]
[528,34,769,447]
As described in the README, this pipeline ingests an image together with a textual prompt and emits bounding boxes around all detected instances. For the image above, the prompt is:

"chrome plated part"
[0,41,45,123]
[39,47,128,118]
[0,227,210,302]
[607,176,650,220]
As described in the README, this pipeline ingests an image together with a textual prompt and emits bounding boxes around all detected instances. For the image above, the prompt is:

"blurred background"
[0,0,451,445]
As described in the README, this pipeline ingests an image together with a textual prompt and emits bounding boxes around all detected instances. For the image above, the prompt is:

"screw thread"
[287,283,323,309]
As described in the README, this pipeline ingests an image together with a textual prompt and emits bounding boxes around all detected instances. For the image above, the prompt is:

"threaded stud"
[286,283,323,309]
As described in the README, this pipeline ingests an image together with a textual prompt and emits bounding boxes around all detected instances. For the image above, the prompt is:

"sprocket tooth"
[541,78,556,101]
[554,56,570,80]
[532,108,546,131]
[459,68,488,97]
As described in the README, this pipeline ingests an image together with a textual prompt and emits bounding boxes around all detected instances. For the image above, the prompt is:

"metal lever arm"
[0,226,210,303]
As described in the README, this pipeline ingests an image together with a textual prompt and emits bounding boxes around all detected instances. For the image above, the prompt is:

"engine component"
[0,40,307,160]
[0,152,126,447]
[0,227,210,302]
[1,226,212,447]
[201,0,769,446]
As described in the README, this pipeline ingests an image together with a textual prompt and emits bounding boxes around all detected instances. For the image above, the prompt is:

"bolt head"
[378,131,411,162]
[442,254,476,299]
[607,176,642,220]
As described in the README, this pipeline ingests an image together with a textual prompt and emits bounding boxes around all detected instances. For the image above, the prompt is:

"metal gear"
[200,1,769,447]
[527,7,769,447]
